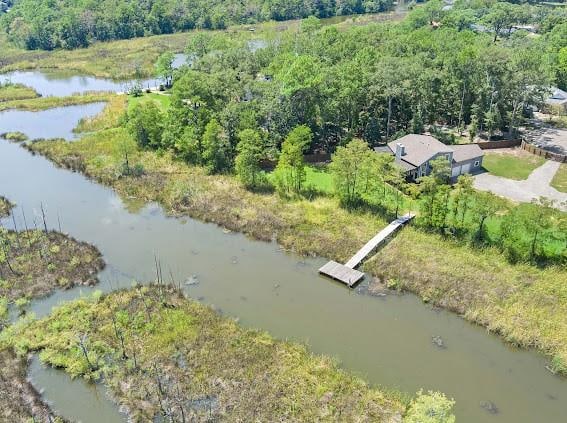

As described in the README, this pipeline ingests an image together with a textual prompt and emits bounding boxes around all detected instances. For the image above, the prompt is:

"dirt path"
[473,160,567,210]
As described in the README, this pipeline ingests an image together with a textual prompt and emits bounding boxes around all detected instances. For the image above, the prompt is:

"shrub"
[405,390,456,423]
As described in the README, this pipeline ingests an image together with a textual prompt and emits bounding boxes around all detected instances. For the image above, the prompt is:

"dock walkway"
[319,213,415,287]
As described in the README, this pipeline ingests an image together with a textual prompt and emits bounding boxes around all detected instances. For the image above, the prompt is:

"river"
[0,71,566,423]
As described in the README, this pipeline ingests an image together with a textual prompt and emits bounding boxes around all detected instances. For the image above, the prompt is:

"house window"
[474,160,480,167]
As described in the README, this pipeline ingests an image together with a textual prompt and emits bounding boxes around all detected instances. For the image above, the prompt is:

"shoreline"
[20,133,567,376]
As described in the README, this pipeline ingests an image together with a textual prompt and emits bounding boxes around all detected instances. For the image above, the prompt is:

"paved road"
[473,160,567,211]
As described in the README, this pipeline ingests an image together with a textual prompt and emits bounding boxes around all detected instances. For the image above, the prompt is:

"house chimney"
[395,143,405,160]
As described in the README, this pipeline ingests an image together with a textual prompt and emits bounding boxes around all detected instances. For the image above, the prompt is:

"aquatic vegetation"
[0,196,14,217]
[1,286,410,421]
[405,391,456,423]
[74,95,127,133]
[0,131,28,142]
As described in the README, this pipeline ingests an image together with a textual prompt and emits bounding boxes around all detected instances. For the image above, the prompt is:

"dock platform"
[319,213,415,287]
[318,261,365,287]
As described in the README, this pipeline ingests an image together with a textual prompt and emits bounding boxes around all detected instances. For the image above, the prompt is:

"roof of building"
[373,145,392,154]
[388,134,453,167]
[546,88,567,106]
[551,88,567,100]
[451,144,484,163]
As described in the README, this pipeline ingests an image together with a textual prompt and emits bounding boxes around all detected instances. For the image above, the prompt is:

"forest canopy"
[0,0,393,49]
[142,1,566,158]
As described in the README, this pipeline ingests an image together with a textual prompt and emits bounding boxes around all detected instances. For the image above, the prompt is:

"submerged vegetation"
[1,286,419,421]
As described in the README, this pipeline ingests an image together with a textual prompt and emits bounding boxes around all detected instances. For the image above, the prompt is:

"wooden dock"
[319,213,415,287]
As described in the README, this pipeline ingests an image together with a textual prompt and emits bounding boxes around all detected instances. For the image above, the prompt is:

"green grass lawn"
[551,164,567,193]
[482,151,546,180]
[305,165,333,193]
[128,92,171,111]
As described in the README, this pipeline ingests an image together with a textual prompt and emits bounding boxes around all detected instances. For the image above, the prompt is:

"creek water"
[0,72,566,423]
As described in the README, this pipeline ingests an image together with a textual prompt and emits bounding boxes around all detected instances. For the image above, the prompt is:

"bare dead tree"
[77,334,95,371]
[111,315,128,360]
[40,203,48,234]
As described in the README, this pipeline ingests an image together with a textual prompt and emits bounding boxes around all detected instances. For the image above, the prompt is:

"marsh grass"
[0,12,405,79]
[0,82,39,102]
[1,286,407,422]
[75,95,127,133]
[0,131,29,142]
[0,92,113,112]
[0,229,105,302]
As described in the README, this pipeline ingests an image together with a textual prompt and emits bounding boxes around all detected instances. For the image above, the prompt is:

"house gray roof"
[388,134,453,167]
[546,88,567,106]
[373,146,392,154]
[451,144,484,163]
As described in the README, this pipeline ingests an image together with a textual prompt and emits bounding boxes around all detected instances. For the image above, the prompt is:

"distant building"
[377,134,484,182]
[545,88,567,113]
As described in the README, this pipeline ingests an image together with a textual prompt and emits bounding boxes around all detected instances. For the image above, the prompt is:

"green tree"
[126,102,164,150]
[202,119,230,174]
[329,139,374,206]
[470,191,500,242]
[155,51,175,87]
[451,174,474,229]
[273,125,312,195]
[175,126,202,164]
[235,129,265,189]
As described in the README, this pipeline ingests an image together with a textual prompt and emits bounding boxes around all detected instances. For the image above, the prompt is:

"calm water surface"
[0,75,566,423]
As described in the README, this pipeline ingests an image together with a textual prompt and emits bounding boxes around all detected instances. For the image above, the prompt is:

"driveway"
[525,116,567,155]
[473,160,567,211]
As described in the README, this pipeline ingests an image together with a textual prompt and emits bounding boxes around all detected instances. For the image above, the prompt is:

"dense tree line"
[1,0,393,50]
[130,3,565,164]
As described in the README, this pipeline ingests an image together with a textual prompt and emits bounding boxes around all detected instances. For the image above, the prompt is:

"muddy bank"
[0,349,66,423]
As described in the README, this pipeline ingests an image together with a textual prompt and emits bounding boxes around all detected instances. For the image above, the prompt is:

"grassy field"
[26,120,567,374]
[482,149,546,180]
[1,286,412,422]
[0,83,39,102]
[128,92,172,111]
[551,163,567,193]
